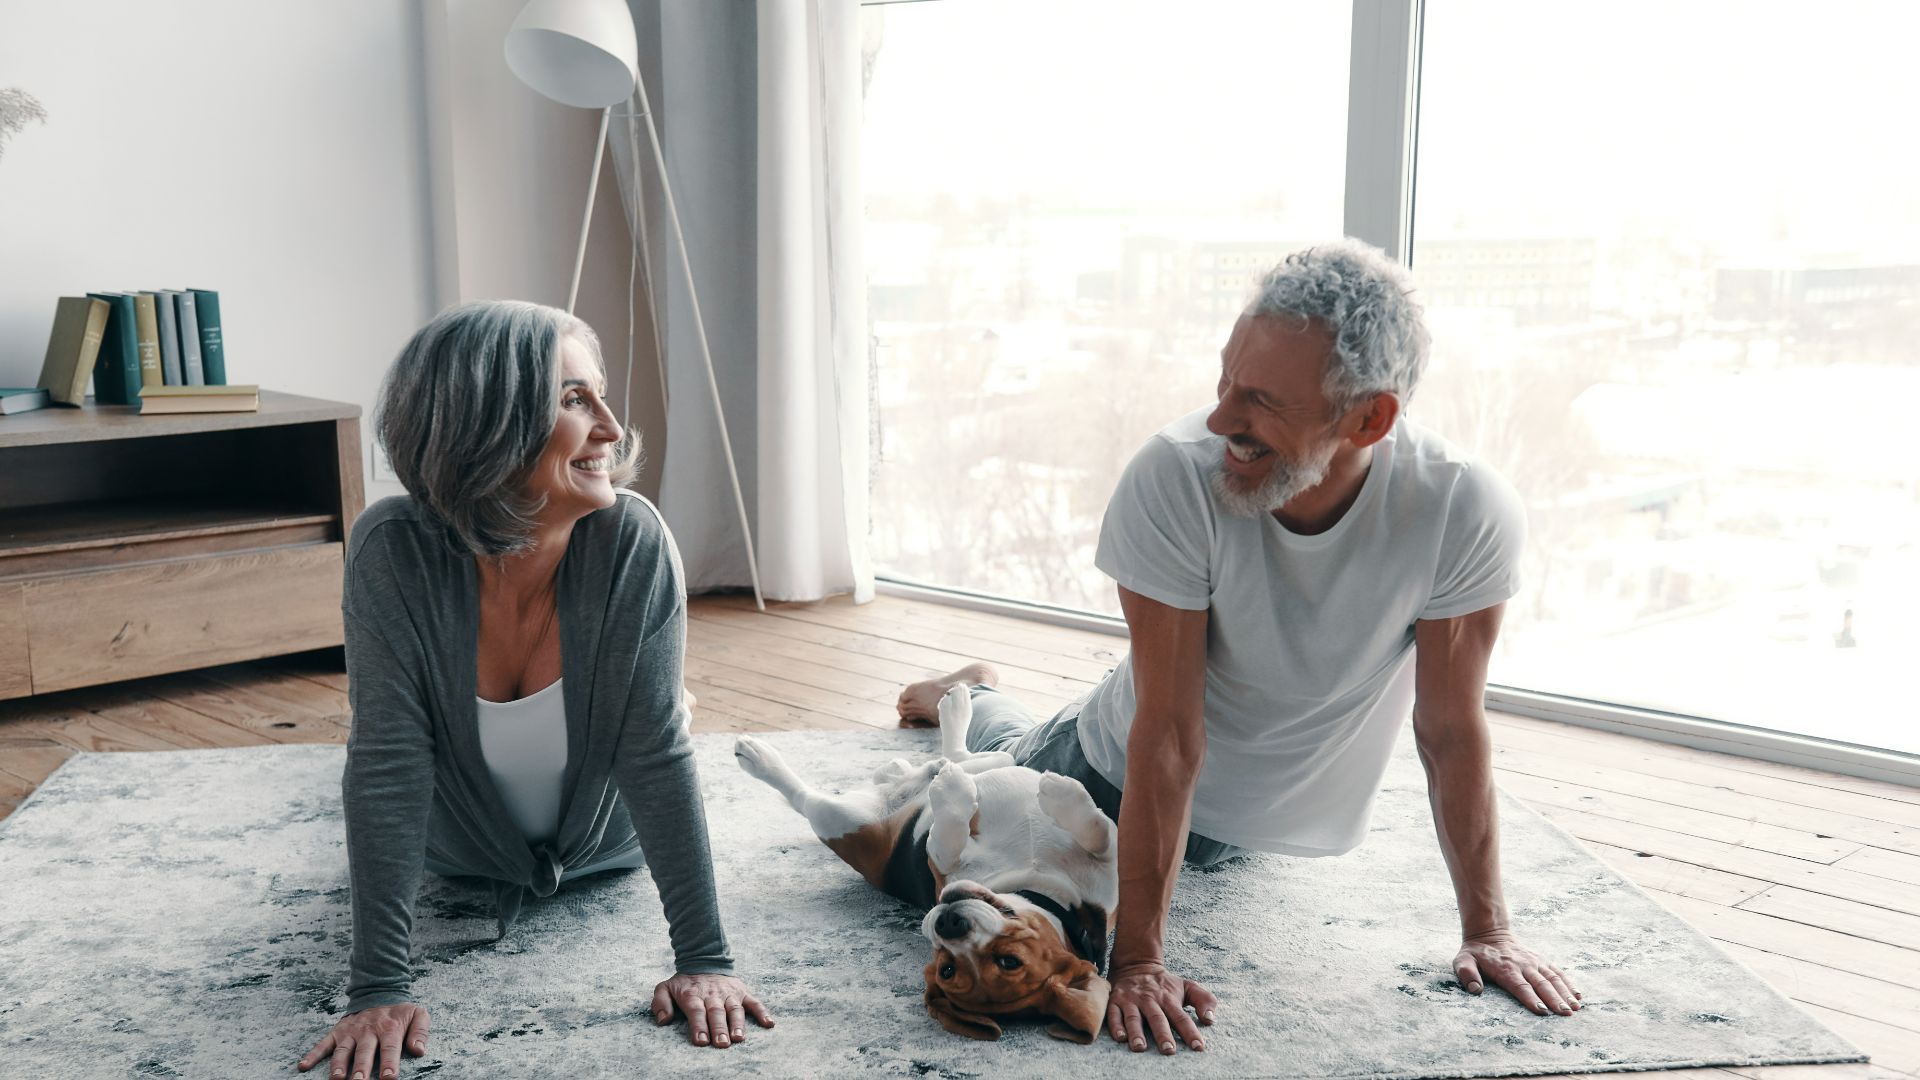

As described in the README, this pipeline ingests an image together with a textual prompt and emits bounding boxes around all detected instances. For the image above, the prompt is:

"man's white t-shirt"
[1077,406,1526,857]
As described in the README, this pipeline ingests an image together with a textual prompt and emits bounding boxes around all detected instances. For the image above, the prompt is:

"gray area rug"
[0,729,1864,1079]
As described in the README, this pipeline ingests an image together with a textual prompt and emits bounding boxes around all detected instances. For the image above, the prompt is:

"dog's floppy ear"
[1043,960,1110,1044]
[924,982,1003,1041]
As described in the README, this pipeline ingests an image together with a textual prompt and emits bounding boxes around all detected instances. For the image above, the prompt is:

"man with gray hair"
[896,239,1579,1056]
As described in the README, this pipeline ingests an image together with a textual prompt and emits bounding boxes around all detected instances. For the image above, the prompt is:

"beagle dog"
[733,684,1117,1043]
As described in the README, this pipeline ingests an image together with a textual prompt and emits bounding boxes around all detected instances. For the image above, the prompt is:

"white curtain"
[610,0,873,604]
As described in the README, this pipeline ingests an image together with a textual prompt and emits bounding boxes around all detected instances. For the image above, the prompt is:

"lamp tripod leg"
[567,106,612,316]
[634,75,765,611]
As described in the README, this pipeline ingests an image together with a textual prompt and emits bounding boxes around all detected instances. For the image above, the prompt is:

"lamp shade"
[505,0,639,109]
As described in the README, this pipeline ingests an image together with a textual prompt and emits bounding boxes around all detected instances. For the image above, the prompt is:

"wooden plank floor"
[1,593,1912,1079]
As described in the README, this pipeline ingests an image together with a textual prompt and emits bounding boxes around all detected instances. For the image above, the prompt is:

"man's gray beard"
[1209,438,1338,518]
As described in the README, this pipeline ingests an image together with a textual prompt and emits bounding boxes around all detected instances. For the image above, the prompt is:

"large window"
[1412,1,1920,754]
[862,2,1920,757]
[862,1,1351,614]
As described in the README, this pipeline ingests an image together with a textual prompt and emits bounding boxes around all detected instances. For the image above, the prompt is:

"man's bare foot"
[897,662,999,724]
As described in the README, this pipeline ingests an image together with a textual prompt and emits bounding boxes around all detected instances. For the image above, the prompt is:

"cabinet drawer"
[0,583,27,700]
[25,543,344,694]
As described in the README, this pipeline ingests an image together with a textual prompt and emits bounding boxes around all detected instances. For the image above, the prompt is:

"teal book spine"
[188,288,225,385]
[85,292,142,404]
[0,388,53,416]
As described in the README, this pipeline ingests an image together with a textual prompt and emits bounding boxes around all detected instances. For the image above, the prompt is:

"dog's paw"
[936,683,973,730]
[872,757,915,786]
[1036,771,1097,821]
[928,761,979,817]
[733,734,782,783]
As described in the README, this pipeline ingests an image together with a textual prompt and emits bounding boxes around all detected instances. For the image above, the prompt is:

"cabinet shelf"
[0,391,364,700]
[0,498,336,558]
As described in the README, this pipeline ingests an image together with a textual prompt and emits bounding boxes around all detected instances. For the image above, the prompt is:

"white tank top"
[476,677,569,846]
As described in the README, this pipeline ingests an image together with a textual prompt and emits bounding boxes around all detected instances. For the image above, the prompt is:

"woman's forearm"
[616,595,734,973]
[617,716,736,974]
[340,611,438,1013]
[610,509,734,972]
[341,748,435,1010]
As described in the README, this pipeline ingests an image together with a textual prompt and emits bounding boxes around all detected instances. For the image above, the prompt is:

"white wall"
[0,1,438,504]
[0,0,665,504]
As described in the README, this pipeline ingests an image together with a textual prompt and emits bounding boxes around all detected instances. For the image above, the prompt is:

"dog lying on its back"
[733,684,1117,1042]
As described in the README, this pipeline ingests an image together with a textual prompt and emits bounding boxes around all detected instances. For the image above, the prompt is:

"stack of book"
[30,289,258,416]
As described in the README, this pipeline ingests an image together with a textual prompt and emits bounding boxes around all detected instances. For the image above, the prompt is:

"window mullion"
[1344,0,1423,263]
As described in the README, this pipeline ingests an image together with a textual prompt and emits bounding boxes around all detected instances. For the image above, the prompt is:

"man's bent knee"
[960,686,1036,756]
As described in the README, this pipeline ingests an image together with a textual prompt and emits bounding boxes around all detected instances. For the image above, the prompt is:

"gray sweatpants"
[962,686,1245,867]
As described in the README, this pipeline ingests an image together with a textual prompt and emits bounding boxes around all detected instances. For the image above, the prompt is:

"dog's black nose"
[934,909,970,940]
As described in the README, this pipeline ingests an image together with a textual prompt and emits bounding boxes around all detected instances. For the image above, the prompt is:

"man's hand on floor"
[1105,960,1216,1054]
[1454,930,1582,1016]
[651,972,775,1048]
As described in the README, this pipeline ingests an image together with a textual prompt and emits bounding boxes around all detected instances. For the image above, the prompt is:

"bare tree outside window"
[862,1,1351,616]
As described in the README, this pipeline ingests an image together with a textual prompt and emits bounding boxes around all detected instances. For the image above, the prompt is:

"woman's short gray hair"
[375,299,639,557]
[1246,239,1431,414]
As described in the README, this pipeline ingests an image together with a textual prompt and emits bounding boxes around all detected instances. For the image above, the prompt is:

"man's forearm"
[1110,734,1204,969]
[1415,714,1510,939]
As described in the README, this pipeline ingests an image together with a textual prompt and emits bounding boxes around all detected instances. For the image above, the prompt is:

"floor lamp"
[506,0,766,611]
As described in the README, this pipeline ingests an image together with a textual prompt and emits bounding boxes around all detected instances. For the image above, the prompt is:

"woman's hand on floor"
[651,972,775,1048]
[296,1003,430,1080]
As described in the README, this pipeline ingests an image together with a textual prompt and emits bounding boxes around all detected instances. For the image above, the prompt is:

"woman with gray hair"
[297,301,772,1080]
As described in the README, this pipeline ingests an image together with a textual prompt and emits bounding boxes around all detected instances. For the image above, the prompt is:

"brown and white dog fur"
[733,684,1117,1043]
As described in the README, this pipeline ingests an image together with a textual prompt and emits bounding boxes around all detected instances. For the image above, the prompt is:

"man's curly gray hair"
[1245,239,1430,415]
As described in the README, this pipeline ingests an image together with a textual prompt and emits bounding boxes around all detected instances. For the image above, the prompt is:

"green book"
[36,296,109,405]
[85,292,143,405]
[187,288,225,385]
[0,388,52,416]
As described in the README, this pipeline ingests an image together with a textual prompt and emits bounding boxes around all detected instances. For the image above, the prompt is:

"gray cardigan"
[339,490,732,1015]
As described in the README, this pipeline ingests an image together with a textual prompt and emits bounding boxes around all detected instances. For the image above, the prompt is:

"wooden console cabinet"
[0,392,364,699]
